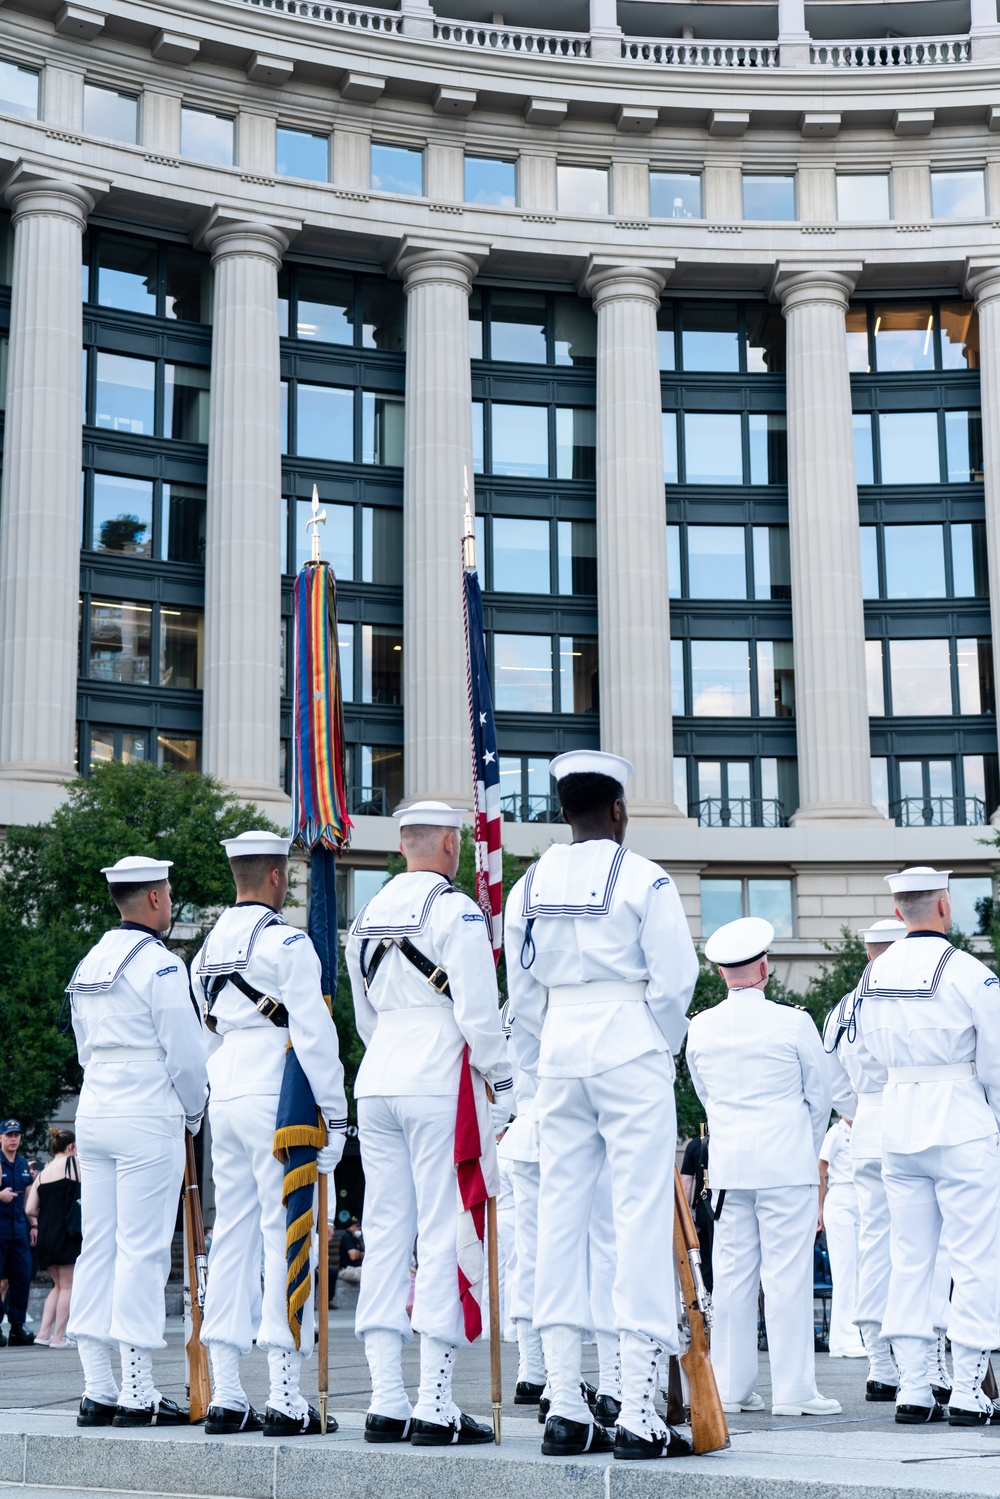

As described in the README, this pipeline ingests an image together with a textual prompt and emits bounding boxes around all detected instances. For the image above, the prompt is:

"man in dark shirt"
[339,1220,364,1284]
[679,1128,714,1293]
[0,1119,36,1346]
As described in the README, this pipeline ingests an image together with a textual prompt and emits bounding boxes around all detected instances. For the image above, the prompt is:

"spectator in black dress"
[24,1130,82,1348]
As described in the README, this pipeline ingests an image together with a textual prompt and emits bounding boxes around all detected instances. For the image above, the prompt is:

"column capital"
[965,258,1000,304]
[3,175,97,226]
[771,261,863,313]
[388,235,490,294]
[580,254,675,306]
[200,218,293,269]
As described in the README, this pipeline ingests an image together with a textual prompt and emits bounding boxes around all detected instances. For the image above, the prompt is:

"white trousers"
[508,1158,540,1326]
[534,1052,678,1351]
[712,1184,819,1408]
[824,1185,864,1356]
[68,1113,184,1350]
[882,1135,1000,1351]
[356,1093,465,1347]
[201,1093,314,1355]
[588,1161,616,1336]
[852,1154,892,1328]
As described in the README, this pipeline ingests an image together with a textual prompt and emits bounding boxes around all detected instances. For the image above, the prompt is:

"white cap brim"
[394,800,465,829]
[704,916,775,967]
[885,866,951,894]
[102,856,172,884]
[222,830,292,857]
[857,919,908,943]
[548,750,633,786]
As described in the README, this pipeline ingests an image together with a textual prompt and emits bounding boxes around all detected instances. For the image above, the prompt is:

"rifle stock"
[183,1132,211,1424]
[673,1167,729,1455]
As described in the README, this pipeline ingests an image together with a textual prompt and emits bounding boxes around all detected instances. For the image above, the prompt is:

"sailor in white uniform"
[66,856,207,1428]
[345,801,512,1447]
[504,751,698,1462]
[686,916,840,1419]
[190,831,347,1438]
[850,866,1000,1426]
[818,1117,865,1358]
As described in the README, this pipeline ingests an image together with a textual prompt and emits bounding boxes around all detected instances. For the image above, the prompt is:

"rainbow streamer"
[291,563,352,852]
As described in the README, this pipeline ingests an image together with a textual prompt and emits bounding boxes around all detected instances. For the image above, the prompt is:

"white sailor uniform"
[504,839,697,1443]
[851,934,1000,1414]
[190,904,347,1416]
[686,987,832,1413]
[67,925,207,1405]
[345,871,512,1428]
[819,1119,865,1358]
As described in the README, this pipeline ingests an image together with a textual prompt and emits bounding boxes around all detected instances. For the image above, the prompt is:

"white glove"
[491,1100,512,1135]
[317,1132,346,1174]
[185,1114,203,1137]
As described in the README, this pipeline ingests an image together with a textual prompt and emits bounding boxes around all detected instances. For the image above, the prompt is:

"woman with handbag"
[25,1129,82,1347]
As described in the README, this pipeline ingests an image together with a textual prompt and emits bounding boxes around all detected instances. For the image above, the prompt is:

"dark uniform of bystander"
[0,1119,36,1346]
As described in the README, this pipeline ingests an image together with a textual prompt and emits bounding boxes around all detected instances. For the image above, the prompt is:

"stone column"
[775,264,883,824]
[965,262,1000,820]
[393,240,484,805]
[584,258,683,820]
[203,221,288,801]
[0,178,93,784]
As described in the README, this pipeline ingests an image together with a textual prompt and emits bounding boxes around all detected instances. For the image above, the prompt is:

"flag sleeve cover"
[463,566,503,957]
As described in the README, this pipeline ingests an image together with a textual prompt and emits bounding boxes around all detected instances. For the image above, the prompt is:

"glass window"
[650,171,701,219]
[295,270,353,343]
[872,304,935,372]
[158,734,201,772]
[337,622,355,701]
[92,474,153,556]
[683,413,743,484]
[351,869,389,913]
[673,756,688,815]
[84,84,137,143]
[846,309,870,372]
[753,526,791,600]
[757,641,795,717]
[553,296,597,367]
[859,525,879,597]
[295,383,353,460]
[291,498,353,577]
[276,126,328,182]
[359,745,404,818]
[963,753,986,807]
[96,234,157,314]
[89,600,151,683]
[742,174,795,221]
[663,411,678,483]
[469,288,483,359]
[690,640,751,717]
[165,364,210,443]
[180,107,234,166]
[0,57,38,118]
[940,302,979,369]
[945,410,984,483]
[160,607,203,690]
[491,404,548,477]
[555,407,596,480]
[494,633,552,711]
[888,638,952,715]
[931,169,986,220]
[681,304,739,372]
[465,156,516,207]
[667,524,681,599]
[89,727,148,768]
[745,306,786,373]
[94,352,155,434]
[866,639,885,715]
[557,520,597,596]
[878,411,941,485]
[687,526,746,600]
[490,290,546,363]
[361,625,403,704]
[957,638,995,715]
[557,164,609,215]
[362,278,406,351]
[701,878,743,937]
[871,756,890,816]
[164,248,211,324]
[657,303,675,371]
[748,879,794,937]
[493,517,550,593]
[853,412,874,483]
[362,392,405,466]
[162,482,206,565]
[371,142,423,196]
[472,401,484,473]
[836,174,891,222]
[559,636,599,713]
[671,638,684,715]
[884,525,946,598]
[951,522,989,597]
[361,506,402,585]
[950,876,993,935]
[748,413,787,484]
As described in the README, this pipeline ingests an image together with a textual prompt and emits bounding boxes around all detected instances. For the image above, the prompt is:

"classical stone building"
[0,0,997,985]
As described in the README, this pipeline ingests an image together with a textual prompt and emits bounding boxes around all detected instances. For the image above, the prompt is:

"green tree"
[0,760,278,1146]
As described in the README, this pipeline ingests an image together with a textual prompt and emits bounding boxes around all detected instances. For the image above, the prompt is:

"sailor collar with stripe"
[521,841,627,920]
[351,874,454,940]
[67,928,165,995]
[856,938,958,1003]
[197,904,287,976]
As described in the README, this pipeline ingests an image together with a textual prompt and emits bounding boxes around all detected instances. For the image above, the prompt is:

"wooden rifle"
[673,1167,729,1454]
[183,1132,211,1423]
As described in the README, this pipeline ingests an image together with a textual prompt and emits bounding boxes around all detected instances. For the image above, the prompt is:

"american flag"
[462,524,503,964]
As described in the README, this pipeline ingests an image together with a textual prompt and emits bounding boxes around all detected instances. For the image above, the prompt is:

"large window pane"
[472,401,484,473]
[359,745,404,817]
[951,522,989,597]
[371,142,423,196]
[89,600,151,683]
[866,639,885,715]
[97,234,157,314]
[94,352,154,434]
[859,525,879,597]
[940,302,979,369]
[293,498,353,578]
[650,171,701,219]
[667,524,681,599]
[0,57,38,118]
[362,391,405,466]
[164,248,211,324]
[681,304,739,372]
[950,876,993,935]
[846,309,870,372]
[684,413,743,484]
[957,638,995,715]
[745,306,786,373]
[871,756,890,816]
[557,165,608,215]
[757,640,795,717]
[836,173,891,222]
[743,174,795,221]
[888,638,952,714]
[674,756,688,815]
[559,636,599,713]
[657,303,675,371]
[158,734,201,772]
[663,411,678,483]
[687,526,746,599]
[701,878,743,936]
[361,625,403,704]
[160,607,203,689]
[493,517,550,593]
[92,474,153,556]
[362,278,406,351]
[872,303,935,372]
[162,482,206,565]
[853,412,875,483]
[878,411,941,484]
[335,624,355,702]
[276,127,328,182]
[748,413,787,483]
[931,169,986,220]
[469,288,483,359]
[671,638,684,715]
[945,410,984,482]
[553,296,596,366]
[752,526,791,600]
[490,290,546,363]
[465,155,516,207]
[361,506,402,585]
[884,525,946,598]
[557,519,597,595]
[491,404,548,477]
[296,383,353,460]
[748,879,793,937]
[690,640,751,716]
[84,84,137,143]
[494,634,552,711]
[165,363,210,443]
[296,271,353,343]
[180,108,234,166]
[555,407,596,480]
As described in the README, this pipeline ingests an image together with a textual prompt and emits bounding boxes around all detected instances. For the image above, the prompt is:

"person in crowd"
[339,1220,365,1285]
[679,1126,714,1294]
[818,1116,865,1359]
[0,1119,35,1347]
[25,1129,81,1348]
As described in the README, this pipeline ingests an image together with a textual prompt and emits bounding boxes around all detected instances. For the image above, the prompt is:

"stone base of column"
[0,762,74,784]
[0,774,72,829]
[791,799,887,826]
[626,798,695,824]
[227,783,292,821]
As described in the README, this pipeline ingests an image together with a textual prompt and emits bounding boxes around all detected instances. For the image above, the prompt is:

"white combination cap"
[857,917,908,944]
[548,750,634,786]
[221,830,292,857]
[101,854,172,885]
[884,866,951,895]
[704,916,775,968]
[393,800,465,829]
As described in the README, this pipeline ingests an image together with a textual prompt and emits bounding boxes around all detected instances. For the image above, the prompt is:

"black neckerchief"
[119,920,161,938]
[906,929,949,940]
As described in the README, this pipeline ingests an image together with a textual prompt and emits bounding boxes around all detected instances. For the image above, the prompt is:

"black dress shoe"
[614,1423,694,1461]
[593,1393,622,1428]
[515,1380,545,1406]
[204,1405,264,1435]
[7,1325,34,1346]
[0,1328,6,1348]
[866,1380,898,1403]
[538,1381,592,1424]
[410,1412,492,1446]
[932,1385,953,1404]
[541,1415,615,1457]
[895,1401,945,1425]
[262,1405,337,1437]
[77,1397,117,1427]
[948,1403,993,1427]
[113,1396,190,1427]
[582,1381,598,1411]
[537,1395,549,1424]
[364,1412,412,1443]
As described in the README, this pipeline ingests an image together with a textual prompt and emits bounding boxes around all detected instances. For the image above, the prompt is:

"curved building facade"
[0,0,998,980]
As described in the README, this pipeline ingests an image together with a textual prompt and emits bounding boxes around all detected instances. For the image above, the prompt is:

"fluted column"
[0,179,93,783]
[775,264,883,824]
[203,222,288,800]
[585,259,683,820]
[965,262,1000,822]
[395,241,484,804]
